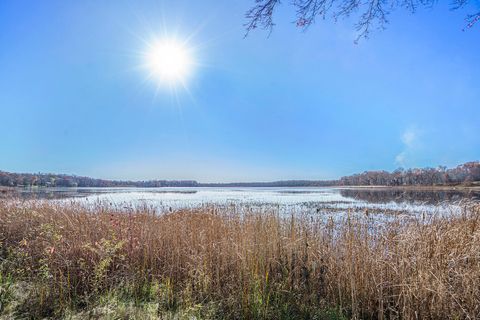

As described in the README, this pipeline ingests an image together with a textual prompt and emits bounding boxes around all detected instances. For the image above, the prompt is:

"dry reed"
[0,198,479,319]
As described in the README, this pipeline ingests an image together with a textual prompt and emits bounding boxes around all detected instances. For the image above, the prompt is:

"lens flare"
[145,39,194,86]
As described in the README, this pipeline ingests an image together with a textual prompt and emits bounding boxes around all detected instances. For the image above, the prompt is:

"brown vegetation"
[0,199,479,319]
[339,161,480,186]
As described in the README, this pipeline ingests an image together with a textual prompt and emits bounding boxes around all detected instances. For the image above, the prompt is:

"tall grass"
[0,199,479,319]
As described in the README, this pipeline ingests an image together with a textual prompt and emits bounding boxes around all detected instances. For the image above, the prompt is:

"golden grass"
[0,199,479,319]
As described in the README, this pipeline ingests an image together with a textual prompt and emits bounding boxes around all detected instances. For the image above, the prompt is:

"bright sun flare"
[146,39,193,86]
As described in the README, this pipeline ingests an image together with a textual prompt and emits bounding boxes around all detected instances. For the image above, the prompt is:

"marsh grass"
[0,199,479,319]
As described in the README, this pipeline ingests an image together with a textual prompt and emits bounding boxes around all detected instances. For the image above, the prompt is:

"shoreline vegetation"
[1,161,479,189]
[2,185,480,190]
[1,199,480,319]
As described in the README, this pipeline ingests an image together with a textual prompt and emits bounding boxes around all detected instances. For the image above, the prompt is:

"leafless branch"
[465,11,480,29]
[244,0,281,36]
[245,0,479,40]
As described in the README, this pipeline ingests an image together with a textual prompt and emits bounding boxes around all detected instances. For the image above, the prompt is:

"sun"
[145,39,194,86]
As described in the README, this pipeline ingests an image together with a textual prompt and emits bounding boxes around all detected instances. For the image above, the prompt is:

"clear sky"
[1,1,479,182]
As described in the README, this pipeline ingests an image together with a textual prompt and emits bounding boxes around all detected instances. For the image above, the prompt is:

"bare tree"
[245,0,480,41]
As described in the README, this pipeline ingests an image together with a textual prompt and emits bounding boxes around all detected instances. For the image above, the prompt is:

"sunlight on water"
[14,187,480,219]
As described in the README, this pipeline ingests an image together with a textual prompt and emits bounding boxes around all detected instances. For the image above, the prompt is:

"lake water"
[8,186,480,218]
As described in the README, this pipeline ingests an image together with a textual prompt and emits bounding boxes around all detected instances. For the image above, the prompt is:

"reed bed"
[0,199,479,319]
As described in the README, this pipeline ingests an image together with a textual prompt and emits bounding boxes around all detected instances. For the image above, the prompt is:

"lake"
[7,186,480,218]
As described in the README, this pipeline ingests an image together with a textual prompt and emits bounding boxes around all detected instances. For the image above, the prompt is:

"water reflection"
[1,187,479,215]
[339,188,480,205]
[0,187,199,200]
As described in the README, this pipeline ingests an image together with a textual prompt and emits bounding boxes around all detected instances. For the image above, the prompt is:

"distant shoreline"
[3,184,480,191]
[2,161,479,189]
[332,185,480,191]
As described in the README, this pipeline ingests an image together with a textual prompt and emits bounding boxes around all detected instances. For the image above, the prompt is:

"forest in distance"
[1,161,479,188]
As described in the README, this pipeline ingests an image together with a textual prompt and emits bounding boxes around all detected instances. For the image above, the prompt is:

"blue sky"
[1,1,479,182]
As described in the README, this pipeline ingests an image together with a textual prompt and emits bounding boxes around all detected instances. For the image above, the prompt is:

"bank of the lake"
[1,199,480,319]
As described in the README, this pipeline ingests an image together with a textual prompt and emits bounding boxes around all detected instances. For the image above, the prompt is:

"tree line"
[0,161,478,188]
[0,172,198,188]
[339,161,480,186]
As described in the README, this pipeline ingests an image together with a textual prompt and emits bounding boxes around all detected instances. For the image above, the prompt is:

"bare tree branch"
[465,11,480,29]
[245,0,479,40]
[354,0,389,41]
[245,0,281,36]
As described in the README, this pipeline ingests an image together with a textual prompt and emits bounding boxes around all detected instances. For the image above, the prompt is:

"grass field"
[0,199,479,319]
